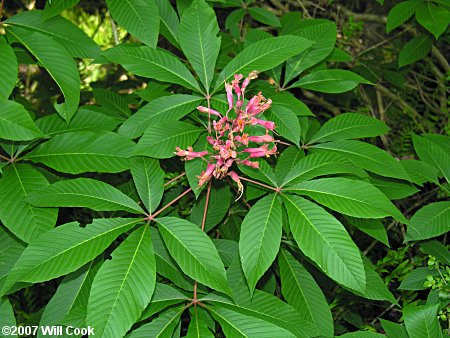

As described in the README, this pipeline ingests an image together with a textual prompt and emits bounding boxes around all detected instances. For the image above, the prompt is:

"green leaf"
[239,194,282,293]
[406,201,450,241]
[119,94,203,139]
[150,227,194,291]
[278,249,333,337]
[248,7,281,27]
[190,185,232,233]
[403,304,443,338]
[386,0,421,33]
[283,194,366,292]
[266,104,301,145]
[286,177,406,222]
[203,290,317,337]
[274,146,304,185]
[415,2,450,39]
[399,35,432,67]
[155,0,180,48]
[27,178,145,214]
[284,19,336,84]
[0,36,18,99]
[338,332,387,338]
[39,261,96,330]
[399,267,440,290]
[134,121,203,159]
[1,218,140,295]
[103,45,201,93]
[281,152,367,187]
[346,217,389,246]
[380,319,409,338]
[0,297,17,334]
[25,131,135,174]
[238,159,278,187]
[93,88,130,117]
[212,239,238,268]
[140,283,188,320]
[7,27,80,122]
[421,240,450,265]
[44,0,80,19]
[106,0,159,47]
[312,140,410,180]
[214,35,314,91]
[87,226,156,338]
[178,0,220,92]
[156,217,231,295]
[208,305,296,338]
[5,11,100,59]
[0,100,43,141]
[352,257,397,304]
[0,164,57,243]
[186,310,214,338]
[413,135,450,184]
[309,113,389,143]
[130,157,164,214]
[270,91,314,116]
[128,306,184,338]
[290,69,372,93]
[369,175,419,200]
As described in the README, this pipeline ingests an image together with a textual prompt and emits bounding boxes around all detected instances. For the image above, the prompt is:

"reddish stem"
[0,0,4,22]
[239,176,280,192]
[164,172,186,187]
[0,154,11,162]
[146,188,192,220]
[201,180,212,231]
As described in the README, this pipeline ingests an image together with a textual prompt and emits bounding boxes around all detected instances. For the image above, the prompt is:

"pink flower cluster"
[175,71,277,198]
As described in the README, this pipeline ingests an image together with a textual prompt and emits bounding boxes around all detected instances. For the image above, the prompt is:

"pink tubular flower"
[248,145,277,158]
[225,82,234,111]
[250,118,276,130]
[228,171,244,200]
[241,159,259,168]
[174,147,209,160]
[248,134,274,143]
[242,71,258,94]
[197,164,215,187]
[197,106,221,117]
[232,74,243,99]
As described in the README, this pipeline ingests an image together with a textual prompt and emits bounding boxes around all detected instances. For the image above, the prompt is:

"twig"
[147,188,192,220]
[164,172,186,187]
[239,176,279,192]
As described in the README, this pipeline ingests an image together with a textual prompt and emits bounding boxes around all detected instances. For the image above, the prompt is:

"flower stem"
[239,176,279,192]
[147,188,192,220]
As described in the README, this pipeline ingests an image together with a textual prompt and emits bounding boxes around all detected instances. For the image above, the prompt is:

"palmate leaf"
[0,164,57,243]
[134,121,203,159]
[203,290,317,337]
[403,304,443,338]
[282,194,366,292]
[106,0,159,48]
[312,139,410,180]
[130,157,164,214]
[421,240,450,265]
[278,249,333,337]
[208,305,296,338]
[25,131,136,174]
[213,35,314,92]
[399,268,441,291]
[406,201,450,241]
[128,306,184,338]
[309,113,389,143]
[7,27,80,122]
[119,94,203,139]
[274,146,304,185]
[0,99,43,141]
[27,178,145,214]
[1,218,141,296]
[380,319,409,338]
[266,104,301,145]
[346,217,389,246]
[281,152,367,187]
[43,0,80,19]
[102,45,201,93]
[238,159,278,187]
[239,194,282,293]
[286,177,407,222]
[5,10,100,59]
[186,309,214,338]
[87,226,156,338]
[156,217,231,296]
[140,283,188,320]
[0,36,18,99]
[386,0,421,32]
[290,69,372,93]
[93,88,131,117]
[284,19,337,84]
[415,2,450,39]
[178,0,220,93]
[399,35,432,67]
[0,297,16,332]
